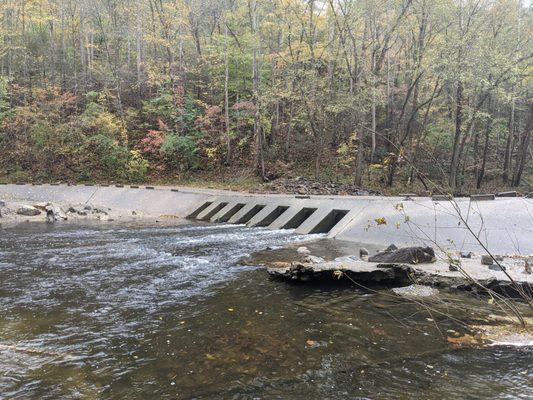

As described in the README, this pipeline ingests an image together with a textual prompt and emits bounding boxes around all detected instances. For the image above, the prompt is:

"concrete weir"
[1,184,533,255]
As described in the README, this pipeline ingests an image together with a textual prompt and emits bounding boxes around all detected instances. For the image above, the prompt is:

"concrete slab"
[227,202,261,224]
[214,203,246,223]
[209,202,238,222]
[196,201,225,221]
[295,207,334,234]
[268,206,301,230]
[247,204,281,227]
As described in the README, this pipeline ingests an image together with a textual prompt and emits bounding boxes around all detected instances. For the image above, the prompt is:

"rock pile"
[253,177,380,196]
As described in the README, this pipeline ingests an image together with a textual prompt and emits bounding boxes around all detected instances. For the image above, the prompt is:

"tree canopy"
[0,0,531,192]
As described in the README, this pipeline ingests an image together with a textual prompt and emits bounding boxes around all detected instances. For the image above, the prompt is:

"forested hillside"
[0,0,531,193]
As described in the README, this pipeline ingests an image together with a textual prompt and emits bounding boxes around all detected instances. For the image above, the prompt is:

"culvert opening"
[309,209,349,234]
[216,203,246,223]
[200,202,228,221]
[256,206,289,227]
[187,202,213,219]
[236,205,265,224]
[281,208,317,229]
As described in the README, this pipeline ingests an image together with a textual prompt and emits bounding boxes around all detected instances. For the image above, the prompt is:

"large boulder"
[16,205,41,216]
[368,246,436,264]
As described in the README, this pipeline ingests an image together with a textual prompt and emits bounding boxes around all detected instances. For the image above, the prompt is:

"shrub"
[127,150,149,182]
[160,134,199,170]
[87,134,129,178]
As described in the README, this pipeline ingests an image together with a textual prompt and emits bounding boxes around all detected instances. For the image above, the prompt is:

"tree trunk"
[502,100,515,184]
[224,0,231,165]
[511,101,532,186]
[449,81,463,189]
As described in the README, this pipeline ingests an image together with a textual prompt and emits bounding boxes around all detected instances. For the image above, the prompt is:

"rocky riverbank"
[257,243,532,299]
[0,196,158,227]
[251,177,381,196]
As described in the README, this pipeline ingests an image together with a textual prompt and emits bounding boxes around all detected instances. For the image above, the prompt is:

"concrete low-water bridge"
[1,183,532,255]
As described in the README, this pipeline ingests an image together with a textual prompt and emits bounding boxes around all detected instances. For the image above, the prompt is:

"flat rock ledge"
[267,258,533,299]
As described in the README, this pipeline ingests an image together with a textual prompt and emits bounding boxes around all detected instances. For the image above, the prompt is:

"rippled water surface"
[0,222,531,399]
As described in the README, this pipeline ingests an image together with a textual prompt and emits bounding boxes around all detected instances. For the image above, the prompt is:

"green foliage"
[127,150,149,182]
[0,76,10,124]
[88,134,130,174]
[160,134,199,170]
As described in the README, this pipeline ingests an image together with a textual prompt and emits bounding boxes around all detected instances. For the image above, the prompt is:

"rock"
[489,264,506,272]
[33,202,51,212]
[449,264,459,272]
[297,246,311,255]
[16,205,41,216]
[481,255,494,265]
[384,244,398,252]
[305,255,325,264]
[46,205,67,221]
[0,200,5,207]
[369,246,436,264]
[524,259,532,275]
[359,248,369,258]
[46,209,56,223]
[460,251,472,259]
[84,205,92,211]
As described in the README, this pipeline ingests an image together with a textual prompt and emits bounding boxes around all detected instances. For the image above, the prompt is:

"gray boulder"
[369,246,436,264]
[488,264,506,272]
[16,205,41,216]
[481,255,494,265]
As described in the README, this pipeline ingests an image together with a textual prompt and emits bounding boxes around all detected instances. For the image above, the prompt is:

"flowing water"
[0,222,531,399]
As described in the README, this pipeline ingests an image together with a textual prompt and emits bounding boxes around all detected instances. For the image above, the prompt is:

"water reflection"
[0,222,530,399]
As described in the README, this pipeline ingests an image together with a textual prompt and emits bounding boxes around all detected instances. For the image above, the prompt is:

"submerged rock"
[392,285,439,298]
[297,246,311,255]
[368,246,436,264]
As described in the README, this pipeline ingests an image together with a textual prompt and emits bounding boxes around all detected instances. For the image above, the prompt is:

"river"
[0,222,531,399]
